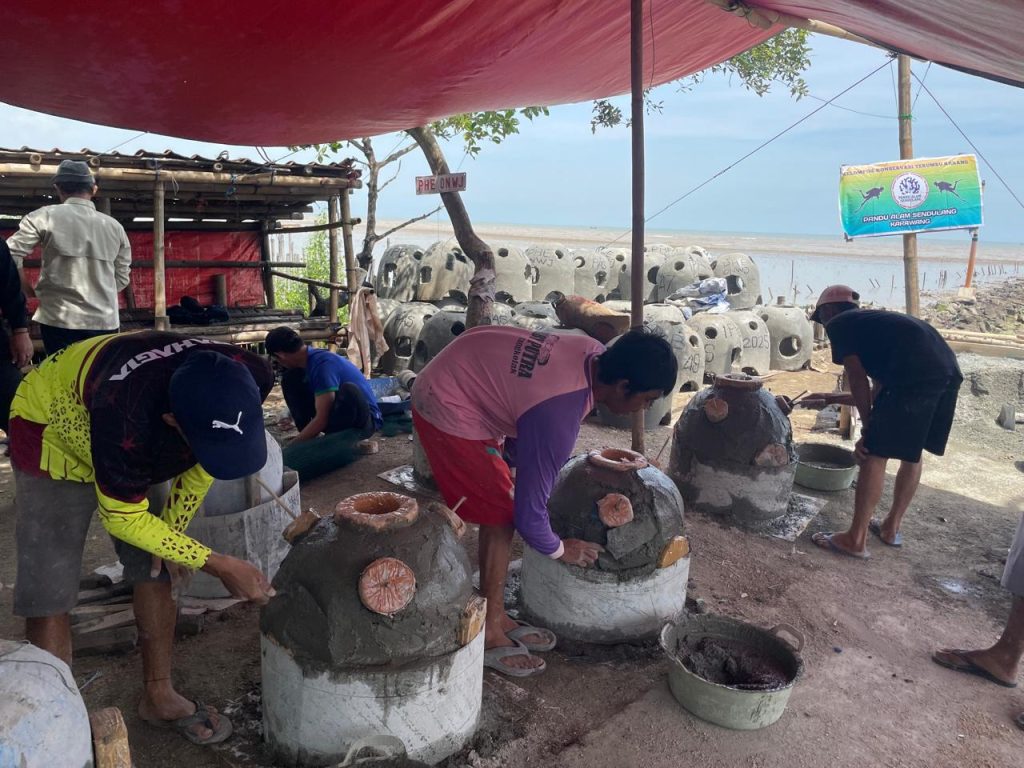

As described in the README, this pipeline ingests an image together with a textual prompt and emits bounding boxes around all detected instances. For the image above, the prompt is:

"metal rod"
[340,190,360,308]
[328,194,341,325]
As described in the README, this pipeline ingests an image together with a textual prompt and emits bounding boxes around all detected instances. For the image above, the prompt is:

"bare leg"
[827,455,887,555]
[934,596,1024,685]
[134,581,220,740]
[477,525,541,672]
[878,459,923,543]
[25,615,72,667]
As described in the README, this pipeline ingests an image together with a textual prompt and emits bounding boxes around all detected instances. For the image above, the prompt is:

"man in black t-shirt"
[803,285,962,559]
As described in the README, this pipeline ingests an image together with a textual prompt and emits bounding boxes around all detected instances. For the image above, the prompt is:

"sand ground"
[1,352,1023,768]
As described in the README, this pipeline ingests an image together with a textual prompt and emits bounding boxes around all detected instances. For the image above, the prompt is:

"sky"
[2,35,1023,243]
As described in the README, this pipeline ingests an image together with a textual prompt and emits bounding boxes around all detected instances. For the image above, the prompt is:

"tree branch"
[377,204,443,241]
[377,160,403,193]
[381,142,419,167]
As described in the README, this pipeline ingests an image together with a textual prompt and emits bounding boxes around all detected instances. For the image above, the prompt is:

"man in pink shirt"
[412,326,676,676]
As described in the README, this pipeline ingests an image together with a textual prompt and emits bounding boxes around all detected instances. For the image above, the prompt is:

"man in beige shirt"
[6,160,131,355]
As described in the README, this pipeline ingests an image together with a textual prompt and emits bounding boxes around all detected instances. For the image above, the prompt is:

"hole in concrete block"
[680,381,699,393]
[725,275,745,295]
[419,266,433,284]
[689,335,700,347]
[741,366,760,376]
[383,264,396,286]
[731,348,742,363]
[595,293,606,302]
[616,254,625,262]
[596,271,607,286]
[760,313,769,322]
[395,337,413,357]
[620,264,628,272]
[445,254,455,270]
[704,327,718,340]
[455,251,468,263]
[710,260,718,270]
[451,322,466,336]
[555,250,565,260]
[413,250,423,261]
[647,266,660,283]
[748,321,759,331]
[674,260,686,271]
[780,336,802,357]
[574,255,586,269]
[498,248,509,258]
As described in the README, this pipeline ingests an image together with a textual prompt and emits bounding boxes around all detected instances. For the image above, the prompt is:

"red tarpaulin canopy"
[0,0,1021,145]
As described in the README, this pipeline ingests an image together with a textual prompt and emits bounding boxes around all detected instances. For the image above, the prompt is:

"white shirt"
[6,197,131,330]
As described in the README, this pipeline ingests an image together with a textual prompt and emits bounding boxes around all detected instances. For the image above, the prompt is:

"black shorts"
[863,376,962,463]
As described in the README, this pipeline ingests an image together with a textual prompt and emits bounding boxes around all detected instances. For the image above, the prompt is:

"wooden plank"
[76,583,132,605]
[72,609,135,636]
[73,625,137,657]
[946,339,1024,360]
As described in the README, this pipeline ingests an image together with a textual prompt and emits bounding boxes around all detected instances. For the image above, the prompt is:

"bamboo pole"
[270,270,347,291]
[152,182,168,331]
[328,195,341,324]
[0,163,360,189]
[260,224,275,308]
[340,189,359,306]
[898,55,920,317]
[21,259,307,270]
[630,0,646,455]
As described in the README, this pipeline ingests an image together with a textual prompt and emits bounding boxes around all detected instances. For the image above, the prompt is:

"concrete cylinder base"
[520,547,690,644]
[261,631,484,767]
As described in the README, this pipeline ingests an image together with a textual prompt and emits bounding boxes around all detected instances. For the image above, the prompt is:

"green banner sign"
[838,154,983,238]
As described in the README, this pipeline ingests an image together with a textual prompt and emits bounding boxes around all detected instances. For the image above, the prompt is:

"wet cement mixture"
[2,340,1024,768]
[679,636,791,691]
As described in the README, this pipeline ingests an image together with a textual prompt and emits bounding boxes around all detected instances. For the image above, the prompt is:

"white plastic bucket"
[0,640,93,768]
[261,630,484,766]
[519,546,690,643]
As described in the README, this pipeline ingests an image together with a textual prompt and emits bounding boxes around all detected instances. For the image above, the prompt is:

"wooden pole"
[340,190,359,307]
[897,55,920,317]
[260,224,275,308]
[328,195,341,323]
[152,182,168,331]
[964,228,980,288]
[630,0,646,454]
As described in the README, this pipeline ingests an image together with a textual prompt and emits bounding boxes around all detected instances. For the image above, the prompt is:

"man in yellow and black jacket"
[9,330,275,746]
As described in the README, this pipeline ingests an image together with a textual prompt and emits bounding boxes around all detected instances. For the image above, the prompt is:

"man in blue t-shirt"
[265,327,381,443]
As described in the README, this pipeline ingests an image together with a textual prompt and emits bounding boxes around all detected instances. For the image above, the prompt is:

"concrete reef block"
[710,252,762,310]
[379,302,437,374]
[669,375,797,524]
[654,245,714,302]
[572,248,612,301]
[545,449,684,576]
[492,243,533,303]
[511,300,558,331]
[525,244,575,301]
[415,238,473,301]
[411,309,467,372]
[759,304,813,371]
[727,309,772,376]
[615,251,665,302]
[375,244,423,301]
[688,313,741,380]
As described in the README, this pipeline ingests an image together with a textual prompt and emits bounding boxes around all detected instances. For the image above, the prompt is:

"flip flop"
[811,531,870,560]
[484,641,546,678]
[869,518,903,547]
[142,699,234,745]
[507,621,557,652]
[931,649,1018,688]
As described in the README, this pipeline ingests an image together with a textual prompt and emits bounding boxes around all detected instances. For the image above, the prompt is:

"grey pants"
[13,469,171,618]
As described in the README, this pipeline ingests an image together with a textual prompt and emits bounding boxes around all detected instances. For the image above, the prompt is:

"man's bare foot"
[485,629,543,672]
[811,531,869,559]
[499,614,548,649]
[139,687,222,741]
[932,647,1019,687]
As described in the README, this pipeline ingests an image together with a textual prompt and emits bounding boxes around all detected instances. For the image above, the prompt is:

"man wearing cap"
[9,331,275,745]
[804,285,962,558]
[6,159,131,355]
[0,237,34,431]
[264,325,381,443]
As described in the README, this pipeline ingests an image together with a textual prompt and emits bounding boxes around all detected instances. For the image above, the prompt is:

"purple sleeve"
[513,389,590,556]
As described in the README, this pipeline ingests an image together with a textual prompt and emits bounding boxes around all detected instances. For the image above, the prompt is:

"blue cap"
[169,351,267,480]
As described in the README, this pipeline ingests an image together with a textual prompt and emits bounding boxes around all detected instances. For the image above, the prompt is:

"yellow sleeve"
[160,464,214,533]
[96,476,213,569]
